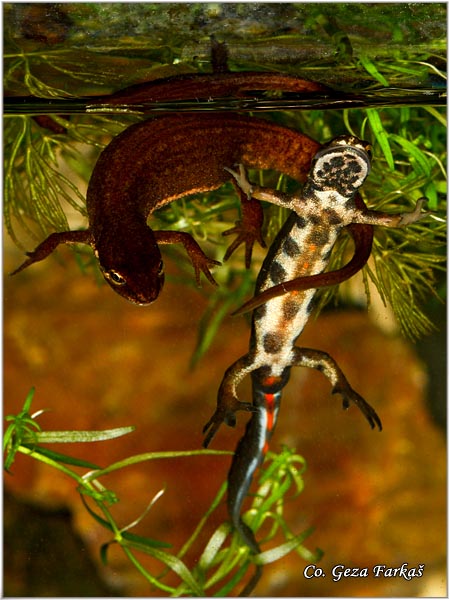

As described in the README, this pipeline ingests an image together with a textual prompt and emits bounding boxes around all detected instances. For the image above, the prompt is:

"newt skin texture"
[12,113,373,305]
[203,137,428,595]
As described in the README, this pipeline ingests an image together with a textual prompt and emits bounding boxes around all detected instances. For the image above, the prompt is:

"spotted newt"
[203,136,428,595]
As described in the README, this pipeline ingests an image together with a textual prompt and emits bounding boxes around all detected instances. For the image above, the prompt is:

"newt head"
[96,227,164,305]
[308,135,372,199]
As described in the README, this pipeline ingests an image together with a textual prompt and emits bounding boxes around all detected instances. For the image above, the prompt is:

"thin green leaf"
[389,133,431,177]
[23,387,36,413]
[127,544,205,596]
[257,532,313,566]
[120,546,177,594]
[100,542,110,566]
[121,530,171,550]
[80,494,116,531]
[83,449,231,481]
[358,53,390,86]
[21,444,101,469]
[27,425,135,444]
[177,481,228,562]
[214,559,252,597]
[198,523,230,571]
[366,109,395,170]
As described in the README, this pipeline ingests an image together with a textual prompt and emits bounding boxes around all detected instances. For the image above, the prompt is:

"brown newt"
[11,113,375,305]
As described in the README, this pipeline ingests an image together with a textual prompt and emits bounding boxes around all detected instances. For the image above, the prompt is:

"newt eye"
[107,270,127,286]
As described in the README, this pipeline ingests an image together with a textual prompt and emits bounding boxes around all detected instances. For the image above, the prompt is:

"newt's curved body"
[12,113,373,305]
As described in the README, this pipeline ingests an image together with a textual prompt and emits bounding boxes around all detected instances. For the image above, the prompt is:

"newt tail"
[226,383,282,595]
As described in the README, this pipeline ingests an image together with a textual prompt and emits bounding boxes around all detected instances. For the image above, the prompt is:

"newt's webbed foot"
[191,252,222,287]
[292,347,382,431]
[203,400,255,448]
[397,197,430,226]
[223,181,266,269]
[154,230,221,286]
[11,252,46,276]
[333,383,382,431]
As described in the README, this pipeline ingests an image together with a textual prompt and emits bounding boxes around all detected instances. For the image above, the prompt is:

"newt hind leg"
[292,347,382,431]
[203,354,256,448]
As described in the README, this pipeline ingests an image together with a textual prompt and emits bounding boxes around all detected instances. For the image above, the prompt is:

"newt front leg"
[222,190,266,268]
[10,230,94,276]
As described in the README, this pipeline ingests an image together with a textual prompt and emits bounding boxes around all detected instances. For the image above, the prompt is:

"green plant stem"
[83,449,231,483]
[18,443,90,482]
